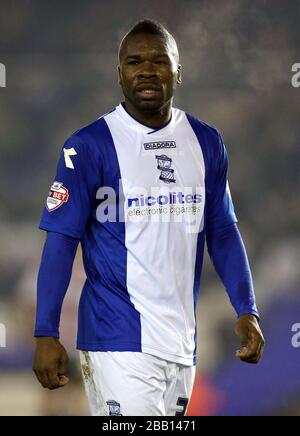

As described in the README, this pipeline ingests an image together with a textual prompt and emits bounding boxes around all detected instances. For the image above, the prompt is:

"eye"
[156,60,172,67]
[127,60,139,65]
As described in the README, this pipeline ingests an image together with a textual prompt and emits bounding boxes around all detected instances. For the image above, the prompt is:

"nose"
[138,60,157,78]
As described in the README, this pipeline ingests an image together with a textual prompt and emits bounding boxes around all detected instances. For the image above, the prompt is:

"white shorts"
[79,351,196,416]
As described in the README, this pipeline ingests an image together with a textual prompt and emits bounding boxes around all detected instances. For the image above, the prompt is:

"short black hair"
[119,19,179,63]
[124,19,170,39]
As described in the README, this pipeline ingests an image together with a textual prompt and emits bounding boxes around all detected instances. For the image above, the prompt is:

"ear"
[117,65,122,85]
[177,64,182,85]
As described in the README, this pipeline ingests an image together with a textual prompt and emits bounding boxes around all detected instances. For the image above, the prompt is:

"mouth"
[135,84,161,99]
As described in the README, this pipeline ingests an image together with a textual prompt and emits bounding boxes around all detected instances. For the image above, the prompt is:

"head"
[118,19,182,116]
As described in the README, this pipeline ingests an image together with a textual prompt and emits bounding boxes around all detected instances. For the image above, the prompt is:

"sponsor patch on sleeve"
[46,181,69,212]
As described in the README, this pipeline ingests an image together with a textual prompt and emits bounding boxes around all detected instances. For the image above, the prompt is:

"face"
[118,33,181,115]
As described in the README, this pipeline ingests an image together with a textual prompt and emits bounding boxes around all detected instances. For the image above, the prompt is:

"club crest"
[106,400,122,416]
[155,154,176,184]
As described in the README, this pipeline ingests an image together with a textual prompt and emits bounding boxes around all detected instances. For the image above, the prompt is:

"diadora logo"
[144,141,176,150]
[156,154,176,184]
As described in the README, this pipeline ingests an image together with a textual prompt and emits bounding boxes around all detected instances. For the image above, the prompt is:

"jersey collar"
[115,102,175,136]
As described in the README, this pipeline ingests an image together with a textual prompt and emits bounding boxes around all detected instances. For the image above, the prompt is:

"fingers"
[236,330,265,364]
[33,367,61,390]
[253,338,265,363]
[58,375,70,386]
[33,368,51,389]
[33,365,68,390]
[47,367,62,390]
[58,353,69,375]
[234,315,265,364]
[235,323,249,348]
[57,355,70,387]
[33,338,70,390]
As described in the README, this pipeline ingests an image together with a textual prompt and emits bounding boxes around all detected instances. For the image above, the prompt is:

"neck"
[123,99,172,128]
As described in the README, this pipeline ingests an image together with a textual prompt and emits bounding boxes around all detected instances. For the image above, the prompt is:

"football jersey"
[39,102,237,366]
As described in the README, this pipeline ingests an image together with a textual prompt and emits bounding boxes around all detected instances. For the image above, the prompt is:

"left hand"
[234,314,265,364]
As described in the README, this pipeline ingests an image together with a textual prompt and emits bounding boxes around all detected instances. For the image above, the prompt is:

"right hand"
[33,337,69,390]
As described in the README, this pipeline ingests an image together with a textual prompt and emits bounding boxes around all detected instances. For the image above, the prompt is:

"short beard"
[125,91,171,116]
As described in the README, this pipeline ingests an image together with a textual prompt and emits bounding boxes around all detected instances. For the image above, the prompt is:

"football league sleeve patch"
[46,181,69,212]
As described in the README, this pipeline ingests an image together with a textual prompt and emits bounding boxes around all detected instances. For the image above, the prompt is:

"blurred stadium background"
[0,0,299,416]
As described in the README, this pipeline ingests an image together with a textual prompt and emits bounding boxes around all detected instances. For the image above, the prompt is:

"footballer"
[33,19,265,416]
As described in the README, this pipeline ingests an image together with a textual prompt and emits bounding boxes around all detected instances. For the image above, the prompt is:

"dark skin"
[235,314,265,363]
[118,33,182,128]
[33,33,265,390]
[33,337,69,389]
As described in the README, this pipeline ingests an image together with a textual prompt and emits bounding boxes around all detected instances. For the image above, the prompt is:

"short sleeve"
[39,134,100,239]
[205,132,237,231]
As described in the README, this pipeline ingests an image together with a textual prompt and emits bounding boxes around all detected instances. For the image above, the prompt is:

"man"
[33,19,265,416]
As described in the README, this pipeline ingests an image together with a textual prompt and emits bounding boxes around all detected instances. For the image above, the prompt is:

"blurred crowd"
[0,0,299,415]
